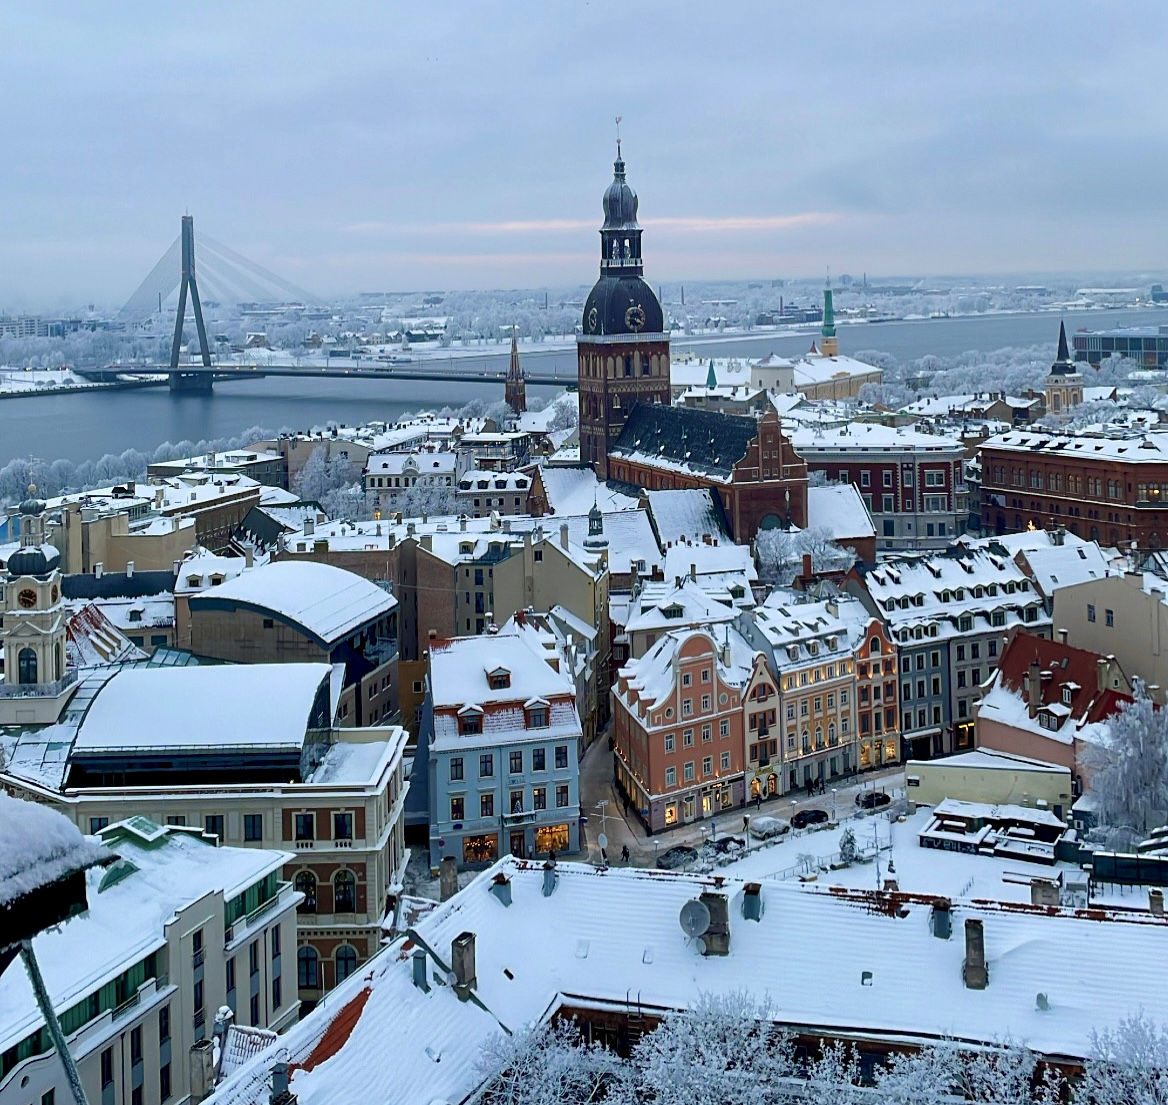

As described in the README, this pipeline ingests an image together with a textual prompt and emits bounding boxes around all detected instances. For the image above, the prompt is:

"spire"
[504,326,527,413]
[1048,320,1079,378]
[820,275,838,357]
[1056,320,1070,363]
[706,359,718,389]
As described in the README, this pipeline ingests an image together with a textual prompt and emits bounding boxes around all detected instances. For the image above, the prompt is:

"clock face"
[587,307,598,333]
[18,588,37,609]
[625,304,646,332]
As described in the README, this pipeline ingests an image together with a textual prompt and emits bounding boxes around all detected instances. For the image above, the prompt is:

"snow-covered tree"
[395,482,458,519]
[838,827,857,864]
[475,1018,626,1105]
[755,525,855,585]
[1082,685,1168,836]
[1077,1013,1168,1105]
[618,992,796,1105]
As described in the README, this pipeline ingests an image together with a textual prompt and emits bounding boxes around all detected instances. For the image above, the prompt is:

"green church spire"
[822,280,836,340]
[706,359,717,389]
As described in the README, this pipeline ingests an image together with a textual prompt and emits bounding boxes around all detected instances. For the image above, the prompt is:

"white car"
[748,815,791,840]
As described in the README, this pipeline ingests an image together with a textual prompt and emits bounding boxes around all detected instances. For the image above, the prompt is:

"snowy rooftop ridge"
[0,793,110,910]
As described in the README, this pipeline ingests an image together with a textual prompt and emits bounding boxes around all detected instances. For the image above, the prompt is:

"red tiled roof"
[996,631,1132,721]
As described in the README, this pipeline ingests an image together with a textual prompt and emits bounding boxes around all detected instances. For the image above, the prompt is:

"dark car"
[856,791,893,810]
[791,808,829,829]
[656,845,698,870]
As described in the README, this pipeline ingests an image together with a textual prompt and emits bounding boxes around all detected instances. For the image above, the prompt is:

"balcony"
[0,669,78,698]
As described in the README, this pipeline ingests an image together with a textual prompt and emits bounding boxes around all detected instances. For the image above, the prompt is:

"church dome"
[582,275,664,337]
[5,546,50,579]
[602,157,639,230]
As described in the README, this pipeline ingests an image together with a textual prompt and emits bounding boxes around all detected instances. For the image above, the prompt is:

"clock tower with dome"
[577,141,671,479]
[0,490,74,725]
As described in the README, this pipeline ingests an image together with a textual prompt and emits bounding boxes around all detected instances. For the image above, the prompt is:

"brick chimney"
[963,918,988,989]
[1027,661,1042,718]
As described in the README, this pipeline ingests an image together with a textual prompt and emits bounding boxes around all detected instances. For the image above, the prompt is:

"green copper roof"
[706,359,718,389]
[822,285,836,338]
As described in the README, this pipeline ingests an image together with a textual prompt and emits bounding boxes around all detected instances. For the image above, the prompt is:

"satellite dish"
[597,833,608,850]
[680,898,712,939]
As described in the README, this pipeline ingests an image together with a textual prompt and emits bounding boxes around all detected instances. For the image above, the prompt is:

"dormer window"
[128,609,143,623]
[460,714,482,735]
[663,604,684,619]
[526,707,549,729]
[210,574,225,586]
[488,668,511,690]
[1062,686,1072,705]
[187,575,201,587]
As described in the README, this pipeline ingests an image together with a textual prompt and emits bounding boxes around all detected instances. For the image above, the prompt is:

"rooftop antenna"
[615,115,622,159]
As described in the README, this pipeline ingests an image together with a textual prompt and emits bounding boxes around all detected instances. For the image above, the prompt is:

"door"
[509,831,526,859]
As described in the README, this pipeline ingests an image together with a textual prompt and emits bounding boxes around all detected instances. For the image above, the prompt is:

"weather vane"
[615,115,622,158]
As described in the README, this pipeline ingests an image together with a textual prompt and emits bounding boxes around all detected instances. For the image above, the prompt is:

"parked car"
[748,815,791,840]
[791,808,829,829]
[656,845,698,870]
[856,791,892,809]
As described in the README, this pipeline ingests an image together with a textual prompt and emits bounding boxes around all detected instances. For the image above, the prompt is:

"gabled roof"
[611,403,759,482]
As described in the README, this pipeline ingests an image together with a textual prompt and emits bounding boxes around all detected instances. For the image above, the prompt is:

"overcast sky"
[4,1,1167,309]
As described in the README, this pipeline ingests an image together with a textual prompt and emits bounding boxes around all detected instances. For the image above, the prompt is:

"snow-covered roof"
[908,748,1070,775]
[457,469,530,492]
[65,603,148,668]
[0,792,109,910]
[754,591,857,669]
[0,818,290,1055]
[536,466,640,516]
[429,632,581,753]
[791,352,882,388]
[174,550,250,594]
[618,626,753,710]
[366,451,457,477]
[624,578,737,635]
[645,488,730,548]
[932,797,1067,829]
[203,856,1168,1105]
[1021,542,1118,597]
[306,739,398,786]
[807,483,876,541]
[189,561,396,645]
[983,428,1168,464]
[787,421,965,455]
[73,663,332,755]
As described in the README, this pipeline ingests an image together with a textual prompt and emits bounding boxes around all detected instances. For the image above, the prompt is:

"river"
[3,306,1167,466]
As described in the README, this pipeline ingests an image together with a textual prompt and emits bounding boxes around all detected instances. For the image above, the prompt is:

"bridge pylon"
[169,215,214,393]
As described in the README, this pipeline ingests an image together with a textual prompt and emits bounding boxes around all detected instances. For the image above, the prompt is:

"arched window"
[18,648,37,685]
[54,642,62,680]
[870,637,882,655]
[334,870,356,913]
[297,946,319,989]
[294,871,317,913]
[335,945,358,984]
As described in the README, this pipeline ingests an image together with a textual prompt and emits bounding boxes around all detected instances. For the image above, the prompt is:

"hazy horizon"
[5,1,1168,311]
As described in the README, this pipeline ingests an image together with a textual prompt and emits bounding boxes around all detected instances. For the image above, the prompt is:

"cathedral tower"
[577,142,670,479]
[1044,321,1083,417]
[504,328,527,414]
[820,278,838,357]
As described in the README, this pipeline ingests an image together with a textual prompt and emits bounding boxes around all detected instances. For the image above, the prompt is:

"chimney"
[489,871,512,907]
[742,882,763,922]
[1027,661,1041,718]
[1097,657,1109,693]
[439,855,458,901]
[95,562,104,579]
[126,560,134,578]
[690,562,697,582]
[244,547,254,568]
[420,534,433,552]
[451,931,476,999]
[269,1061,297,1105]
[189,1039,215,1103]
[802,552,812,579]
[1057,628,1068,645]
[411,946,430,991]
[963,919,988,989]
[305,516,314,536]
[1030,878,1060,907]
[460,515,467,531]
[560,523,569,550]
[931,899,952,939]
[699,892,730,955]
[1150,889,1164,917]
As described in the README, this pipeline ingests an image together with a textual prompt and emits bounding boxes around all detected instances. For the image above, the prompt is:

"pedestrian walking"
[621,844,630,863]
[755,793,762,810]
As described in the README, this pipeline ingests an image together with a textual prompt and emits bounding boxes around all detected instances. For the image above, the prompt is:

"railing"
[112,992,141,1022]
[0,669,78,698]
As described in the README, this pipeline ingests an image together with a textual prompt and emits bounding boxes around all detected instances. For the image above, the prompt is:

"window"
[298,946,320,988]
[683,762,695,782]
[249,941,259,975]
[461,715,482,735]
[509,750,523,775]
[336,946,360,983]
[527,707,548,728]
[719,719,730,737]
[226,957,236,996]
[510,789,524,814]
[167,815,186,827]
[701,668,711,682]
[1106,608,1114,627]
[160,1064,171,1102]
[205,815,224,841]
[702,723,712,742]
[683,729,694,747]
[244,814,262,841]
[532,747,546,771]
[294,813,314,842]
[555,745,568,769]
[479,754,494,778]
[883,471,893,487]
[334,812,353,840]
[101,1047,113,1088]
[665,767,677,787]
[682,699,693,716]
[664,733,675,752]
[294,871,317,912]
[1087,603,1096,623]
[533,787,547,810]
[682,672,692,687]
[272,975,282,1010]
[89,816,109,834]
[450,796,465,821]
[449,756,464,781]
[556,784,569,808]
[131,1025,142,1063]
[701,694,711,711]
[334,870,356,913]
[481,793,495,818]
[720,751,731,771]
[702,756,713,776]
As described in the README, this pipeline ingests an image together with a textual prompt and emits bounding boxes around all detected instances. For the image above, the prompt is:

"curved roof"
[582,274,664,337]
[189,561,397,646]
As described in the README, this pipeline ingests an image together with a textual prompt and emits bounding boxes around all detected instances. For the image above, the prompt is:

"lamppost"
[831,788,837,824]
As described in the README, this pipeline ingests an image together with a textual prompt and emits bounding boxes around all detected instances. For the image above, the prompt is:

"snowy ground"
[713,807,1079,906]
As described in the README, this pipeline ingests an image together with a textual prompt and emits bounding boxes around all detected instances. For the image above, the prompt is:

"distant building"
[1043,322,1084,419]
[504,329,527,414]
[1072,323,1168,368]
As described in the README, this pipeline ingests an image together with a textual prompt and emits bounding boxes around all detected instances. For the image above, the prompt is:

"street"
[576,728,905,868]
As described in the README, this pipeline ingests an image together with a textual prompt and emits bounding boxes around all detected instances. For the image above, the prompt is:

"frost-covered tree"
[546,397,579,433]
[395,482,458,519]
[838,827,857,865]
[755,525,855,585]
[1082,685,1168,836]
[1077,1012,1168,1105]
[618,992,796,1105]
[475,1018,626,1105]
